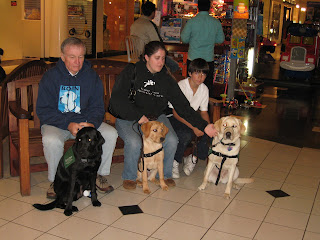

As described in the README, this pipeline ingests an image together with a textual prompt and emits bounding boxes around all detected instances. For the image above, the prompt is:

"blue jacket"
[36,59,105,130]
[181,11,225,62]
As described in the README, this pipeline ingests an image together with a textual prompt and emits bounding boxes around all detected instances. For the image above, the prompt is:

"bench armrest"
[9,101,32,119]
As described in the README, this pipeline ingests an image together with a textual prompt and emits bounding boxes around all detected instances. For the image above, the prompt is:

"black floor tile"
[119,205,143,215]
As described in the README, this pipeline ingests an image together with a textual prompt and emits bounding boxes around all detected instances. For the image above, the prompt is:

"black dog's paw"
[64,209,73,216]
[92,200,101,207]
[72,206,79,212]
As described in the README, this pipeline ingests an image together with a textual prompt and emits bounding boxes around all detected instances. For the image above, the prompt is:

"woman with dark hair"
[109,41,218,190]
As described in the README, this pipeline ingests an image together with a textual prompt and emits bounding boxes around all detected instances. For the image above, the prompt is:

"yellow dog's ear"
[141,122,152,138]
[237,118,246,134]
[214,117,225,133]
[161,123,169,136]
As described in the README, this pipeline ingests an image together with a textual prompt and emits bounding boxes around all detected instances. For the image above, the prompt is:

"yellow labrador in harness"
[198,116,254,199]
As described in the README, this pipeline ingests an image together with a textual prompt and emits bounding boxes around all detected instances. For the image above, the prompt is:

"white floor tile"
[0,179,20,197]
[211,213,261,238]
[99,189,147,206]
[187,192,231,212]
[0,222,43,240]
[151,186,196,204]
[139,196,182,218]
[152,219,207,240]
[264,207,309,230]
[0,198,34,221]
[235,187,274,206]
[93,226,148,240]
[304,231,320,240]
[285,173,320,188]
[254,222,304,240]
[111,213,166,236]
[306,214,320,234]
[272,195,313,213]
[281,183,317,200]
[170,204,220,228]
[202,230,251,240]
[48,216,107,240]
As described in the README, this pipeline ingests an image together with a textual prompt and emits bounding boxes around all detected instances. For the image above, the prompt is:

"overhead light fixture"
[301,7,306,12]
[296,4,300,8]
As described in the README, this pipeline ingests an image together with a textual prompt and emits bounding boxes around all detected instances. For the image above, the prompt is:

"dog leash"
[132,122,145,173]
[208,148,239,185]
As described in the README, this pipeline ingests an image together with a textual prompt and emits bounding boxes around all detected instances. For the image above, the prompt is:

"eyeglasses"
[193,72,207,77]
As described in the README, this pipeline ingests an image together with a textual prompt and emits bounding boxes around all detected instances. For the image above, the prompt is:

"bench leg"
[19,119,30,196]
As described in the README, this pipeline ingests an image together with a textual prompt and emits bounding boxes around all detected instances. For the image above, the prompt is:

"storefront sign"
[233,0,249,19]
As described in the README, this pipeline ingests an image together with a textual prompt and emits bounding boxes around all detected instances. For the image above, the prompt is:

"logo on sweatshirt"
[144,79,155,88]
[58,85,81,113]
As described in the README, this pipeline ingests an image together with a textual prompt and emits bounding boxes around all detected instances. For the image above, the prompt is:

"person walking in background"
[181,0,225,97]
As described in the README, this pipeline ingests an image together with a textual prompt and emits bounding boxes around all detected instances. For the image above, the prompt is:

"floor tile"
[0,222,43,240]
[13,209,68,232]
[0,198,34,221]
[105,172,124,189]
[312,201,320,215]
[151,186,196,204]
[0,218,8,227]
[36,233,66,240]
[48,216,107,240]
[30,171,49,186]
[243,177,282,191]
[152,219,207,240]
[75,203,123,225]
[303,231,320,240]
[254,222,304,240]
[139,197,182,218]
[202,229,251,240]
[235,187,274,206]
[281,183,317,200]
[11,186,49,204]
[290,164,320,178]
[224,199,269,221]
[170,204,220,228]
[197,180,240,199]
[306,214,320,233]
[253,167,288,182]
[186,192,231,212]
[0,179,20,197]
[265,207,309,230]
[93,226,148,240]
[109,162,124,175]
[111,213,166,236]
[272,195,313,213]
[238,154,264,168]
[174,174,205,191]
[259,160,293,173]
[285,173,319,188]
[211,213,261,238]
[99,189,147,207]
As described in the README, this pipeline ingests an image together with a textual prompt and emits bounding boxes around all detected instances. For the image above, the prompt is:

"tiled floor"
[1,135,320,240]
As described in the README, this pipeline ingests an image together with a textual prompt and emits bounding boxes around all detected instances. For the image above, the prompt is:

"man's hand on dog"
[68,122,95,136]
[204,124,218,138]
[138,115,149,125]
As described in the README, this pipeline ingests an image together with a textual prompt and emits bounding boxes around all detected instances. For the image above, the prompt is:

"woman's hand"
[138,115,149,125]
[204,124,218,138]
[193,127,204,137]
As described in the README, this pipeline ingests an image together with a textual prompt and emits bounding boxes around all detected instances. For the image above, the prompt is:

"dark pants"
[169,117,210,164]
[187,59,215,98]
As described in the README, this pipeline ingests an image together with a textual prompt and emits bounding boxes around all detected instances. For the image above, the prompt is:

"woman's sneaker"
[183,155,197,176]
[172,160,180,179]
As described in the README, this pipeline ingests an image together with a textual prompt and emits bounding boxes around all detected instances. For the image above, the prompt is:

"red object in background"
[11,1,17,6]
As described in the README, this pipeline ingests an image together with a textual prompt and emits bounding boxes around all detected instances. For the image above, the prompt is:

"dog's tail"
[234,178,254,184]
[33,199,57,211]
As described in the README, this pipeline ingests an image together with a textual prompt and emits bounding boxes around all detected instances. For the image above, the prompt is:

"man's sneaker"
[47,183,56,199]
[183,155,197,176]
[96,175,114,194]
[172,160,180,179]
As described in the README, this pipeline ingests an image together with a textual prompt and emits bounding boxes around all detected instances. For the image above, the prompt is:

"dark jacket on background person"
[36,59,105,130]
[109,60,208,131]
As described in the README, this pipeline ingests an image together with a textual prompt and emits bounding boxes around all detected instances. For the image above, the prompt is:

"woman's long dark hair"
[143,41,166,59]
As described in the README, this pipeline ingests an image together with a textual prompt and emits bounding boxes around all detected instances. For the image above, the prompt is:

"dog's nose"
[160,137,165,142]
[226,132,231,139]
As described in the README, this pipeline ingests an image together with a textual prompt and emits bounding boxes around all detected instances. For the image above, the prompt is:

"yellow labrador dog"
[198,116,254,199]
[137,121,169,194]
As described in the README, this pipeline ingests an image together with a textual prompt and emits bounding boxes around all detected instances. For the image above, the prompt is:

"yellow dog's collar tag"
[64,147,75,169]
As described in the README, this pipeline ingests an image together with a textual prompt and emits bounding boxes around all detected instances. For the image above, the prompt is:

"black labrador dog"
[33,127,105,216]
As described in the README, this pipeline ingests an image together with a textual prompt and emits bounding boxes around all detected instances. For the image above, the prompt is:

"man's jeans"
[41,123,118,182]
[116,114,178,181]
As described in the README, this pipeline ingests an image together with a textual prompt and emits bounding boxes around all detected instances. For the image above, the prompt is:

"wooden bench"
[6,61,222,196]
[0,60,51,178]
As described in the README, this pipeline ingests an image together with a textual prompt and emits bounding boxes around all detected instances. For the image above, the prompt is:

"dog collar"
[211,139,236,151]
[143,147,163,158]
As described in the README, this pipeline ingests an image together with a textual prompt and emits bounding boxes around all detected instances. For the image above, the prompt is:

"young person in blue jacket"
[36,37,117,199]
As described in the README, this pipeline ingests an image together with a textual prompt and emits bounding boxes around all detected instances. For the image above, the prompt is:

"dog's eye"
[88,138,92,142]
[232,125,237,128]
[78,139,81,142]
[223,123,227,127]
[153,129,157,132]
